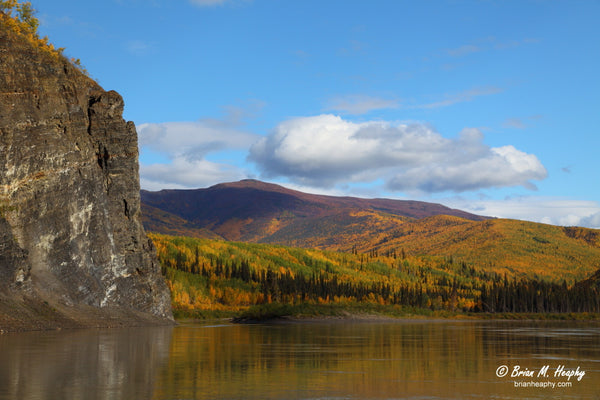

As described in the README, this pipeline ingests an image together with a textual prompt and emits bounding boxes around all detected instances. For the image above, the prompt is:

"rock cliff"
[0,14,173,330]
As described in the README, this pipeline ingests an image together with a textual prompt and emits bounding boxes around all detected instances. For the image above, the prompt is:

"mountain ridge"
[141,179,489,243]
[142,179,600,283]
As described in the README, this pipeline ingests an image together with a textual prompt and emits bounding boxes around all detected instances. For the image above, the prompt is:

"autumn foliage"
[151,234,600,318]
[0,1,87,73]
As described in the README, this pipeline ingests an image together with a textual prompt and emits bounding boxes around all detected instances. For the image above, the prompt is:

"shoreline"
[223,302,600,324]
[225,305,600,324]
[4,305,599,333]
[230,312,600,325]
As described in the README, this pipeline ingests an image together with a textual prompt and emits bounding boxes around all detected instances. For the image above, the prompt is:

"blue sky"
[36,0,599,228]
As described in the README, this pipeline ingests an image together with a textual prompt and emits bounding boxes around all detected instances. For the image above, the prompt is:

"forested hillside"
[351,216,600,283]
[150,234,600,318]
[141,180,600,319]
[141,181,600,285]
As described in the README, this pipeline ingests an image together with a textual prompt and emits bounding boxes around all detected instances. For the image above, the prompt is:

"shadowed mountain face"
[141,179,489,246]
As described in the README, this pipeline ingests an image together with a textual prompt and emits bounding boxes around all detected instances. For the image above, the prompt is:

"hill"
[352,216,600,283]
[142,180,600,283]
[141,179,488,244]
[150,234,600,317]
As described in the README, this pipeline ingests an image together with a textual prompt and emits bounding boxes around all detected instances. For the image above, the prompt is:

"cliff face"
[0,16,173,330]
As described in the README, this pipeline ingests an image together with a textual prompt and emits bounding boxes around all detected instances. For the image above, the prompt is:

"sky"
[34,0,600,228]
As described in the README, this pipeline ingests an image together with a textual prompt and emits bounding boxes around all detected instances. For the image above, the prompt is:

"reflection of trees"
[0,327,172,400]
[152,322,600,399]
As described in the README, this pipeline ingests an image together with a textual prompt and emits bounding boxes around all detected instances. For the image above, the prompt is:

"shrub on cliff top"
[1,1,88,75]
[1,1,39,36]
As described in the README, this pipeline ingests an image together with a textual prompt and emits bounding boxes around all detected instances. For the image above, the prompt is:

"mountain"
[0,9,172,331]
[141,179,488,244]
[142,180,600,283]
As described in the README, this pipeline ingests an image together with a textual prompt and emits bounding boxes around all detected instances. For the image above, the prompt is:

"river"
[1,319,599,399]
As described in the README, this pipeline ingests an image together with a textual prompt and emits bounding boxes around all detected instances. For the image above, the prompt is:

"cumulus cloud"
[387,144,547,193]
[325,95,399,115]
[140,158,247,191]
[137,113,260,189]
[580,212,600,229]
[139,121,258,161]
[248,114,547,193]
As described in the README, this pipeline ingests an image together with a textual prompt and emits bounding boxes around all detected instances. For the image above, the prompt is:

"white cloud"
[445,197,600,229]
[140,158,247,190]
[137,106,261,189]
[138,121,258,161]
[580,212,600,229]
[386,145,547,193]
[325,95,399,115]
[248,114,547,193]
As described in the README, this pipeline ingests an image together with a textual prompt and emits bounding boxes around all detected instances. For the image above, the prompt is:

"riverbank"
[173,302,600,324]
[0,295,175,333]
[4,301,599,333]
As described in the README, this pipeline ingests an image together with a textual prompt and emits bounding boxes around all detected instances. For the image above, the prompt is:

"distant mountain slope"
[141,180,600,283]
[141,179,487,243]
[141,203,222,240]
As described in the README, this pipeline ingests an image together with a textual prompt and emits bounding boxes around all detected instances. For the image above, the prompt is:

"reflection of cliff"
[0,326,172,400]
[0,11,172,329]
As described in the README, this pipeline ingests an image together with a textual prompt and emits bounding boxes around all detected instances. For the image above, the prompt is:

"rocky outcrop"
[0,15,173,330]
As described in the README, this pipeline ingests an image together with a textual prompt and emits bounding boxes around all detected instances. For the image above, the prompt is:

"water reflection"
[0,326,171,400]
[153,320,600,400]
[1,321,599,399]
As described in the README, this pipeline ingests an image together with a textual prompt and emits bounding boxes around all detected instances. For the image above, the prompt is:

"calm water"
[1,320,599,399]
